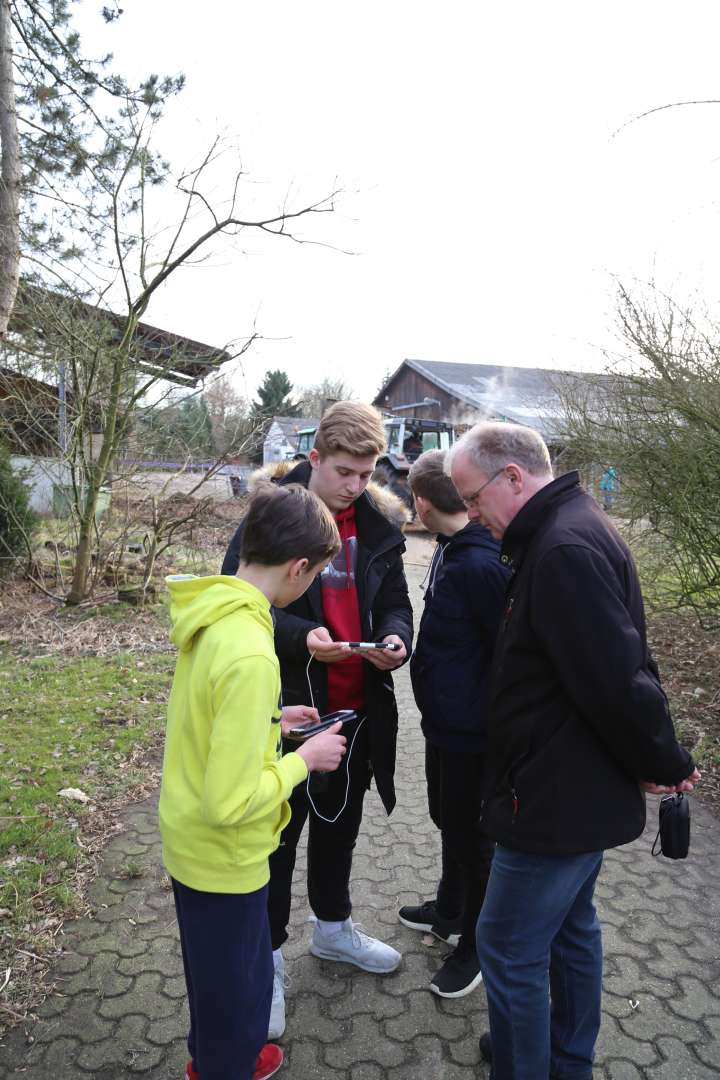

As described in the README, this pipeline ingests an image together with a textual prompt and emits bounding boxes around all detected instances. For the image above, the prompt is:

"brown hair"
[313,400,387,458]
[409,449,465,514]
[240,484,340,567]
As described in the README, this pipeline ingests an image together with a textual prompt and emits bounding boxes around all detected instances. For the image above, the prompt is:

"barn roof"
[378,359,611,439]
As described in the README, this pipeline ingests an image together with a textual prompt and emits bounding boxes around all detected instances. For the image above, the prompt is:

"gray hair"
[447,422,553,478]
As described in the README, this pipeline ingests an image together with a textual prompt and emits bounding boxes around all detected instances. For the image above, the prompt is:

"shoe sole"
[309,943,401,973]
[398,915,460,946]
[256,1062,283,1080]
[429,969,484,999]
[255,1063,283,1080]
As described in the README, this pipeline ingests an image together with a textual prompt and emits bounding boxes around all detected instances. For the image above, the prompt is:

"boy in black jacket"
[222,402,413,1041]
[449,421,699,1080]
[398,450,510,997]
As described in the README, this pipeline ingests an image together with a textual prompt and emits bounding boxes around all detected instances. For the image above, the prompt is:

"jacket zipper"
[507,750,532,824]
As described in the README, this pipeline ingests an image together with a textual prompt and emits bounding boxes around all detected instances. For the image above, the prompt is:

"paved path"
[1,541,719,1079]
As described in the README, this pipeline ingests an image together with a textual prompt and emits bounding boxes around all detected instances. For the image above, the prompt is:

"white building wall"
[263,422,294,465]
[10,455,71,514]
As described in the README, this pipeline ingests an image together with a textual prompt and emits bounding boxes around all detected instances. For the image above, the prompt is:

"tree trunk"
[66,339,133,604]
[0,0,21,340]
[66,476,102,604]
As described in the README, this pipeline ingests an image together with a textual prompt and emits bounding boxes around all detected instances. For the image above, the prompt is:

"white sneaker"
[310,918,401,973]
[268,951,287,1039]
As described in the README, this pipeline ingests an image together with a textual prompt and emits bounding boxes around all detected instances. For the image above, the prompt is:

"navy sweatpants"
[172,879,272,1080]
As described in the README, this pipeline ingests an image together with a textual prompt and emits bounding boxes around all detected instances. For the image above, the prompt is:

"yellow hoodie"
[159,574,308,893]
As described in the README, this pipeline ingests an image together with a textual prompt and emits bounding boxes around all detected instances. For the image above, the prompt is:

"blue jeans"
[476,846,603,1080]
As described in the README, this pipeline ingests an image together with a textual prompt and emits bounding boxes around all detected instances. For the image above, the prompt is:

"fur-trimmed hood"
[249,460,411,529]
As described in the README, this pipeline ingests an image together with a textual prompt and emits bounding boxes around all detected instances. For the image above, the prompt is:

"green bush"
[0,443,36,576]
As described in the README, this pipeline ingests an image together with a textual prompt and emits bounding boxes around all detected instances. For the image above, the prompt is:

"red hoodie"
[319,505,365,711]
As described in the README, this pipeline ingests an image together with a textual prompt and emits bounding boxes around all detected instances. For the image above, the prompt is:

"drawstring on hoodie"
[419,538,449,602]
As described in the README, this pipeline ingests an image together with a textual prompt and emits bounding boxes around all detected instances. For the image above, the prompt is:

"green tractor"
[374,415,456,508]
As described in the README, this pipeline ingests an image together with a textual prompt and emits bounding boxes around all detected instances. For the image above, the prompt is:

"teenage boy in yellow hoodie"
[160,485,348,1080]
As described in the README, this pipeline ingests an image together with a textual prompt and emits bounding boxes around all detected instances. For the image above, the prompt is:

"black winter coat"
[221,461,413,814]
[410,523,510,753]
[484,471,694,855]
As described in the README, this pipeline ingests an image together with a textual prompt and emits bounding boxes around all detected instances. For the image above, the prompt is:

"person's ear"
[505,464,523,490]
[289,557,310,581]
[413,493,428,515]
[308,448,320,469]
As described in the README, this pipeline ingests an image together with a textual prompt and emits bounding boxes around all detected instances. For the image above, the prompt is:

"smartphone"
[337,642,401,651]
[286,709,358,740]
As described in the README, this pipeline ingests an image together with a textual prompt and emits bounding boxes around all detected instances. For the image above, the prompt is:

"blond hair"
[314,400,387,458]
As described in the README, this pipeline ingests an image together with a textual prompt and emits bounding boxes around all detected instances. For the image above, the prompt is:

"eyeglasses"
[459,467,505,509]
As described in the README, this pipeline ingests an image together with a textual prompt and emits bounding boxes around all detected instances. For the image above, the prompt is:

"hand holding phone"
[361,635,407,671]
[280,704,320,739]
[306,627,353,663]
[336,641,402,651]
[286,709,357,740]
[293,722,347,774]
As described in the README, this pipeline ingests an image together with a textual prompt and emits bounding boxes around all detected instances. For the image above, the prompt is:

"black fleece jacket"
[484,471,694,855]
[410,523,510,753]
[221,461,413,814]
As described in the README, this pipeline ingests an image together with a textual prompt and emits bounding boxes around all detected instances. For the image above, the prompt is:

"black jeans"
[268,717,372,950]
[425,741,495,954]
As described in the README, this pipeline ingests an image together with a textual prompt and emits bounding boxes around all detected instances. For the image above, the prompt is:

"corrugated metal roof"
[391,360,609,439]
[268,416,321,440]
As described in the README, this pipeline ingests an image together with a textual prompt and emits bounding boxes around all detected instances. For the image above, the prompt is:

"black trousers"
[425,741,495,953]
[268,717,372,950]
[172,879,272,1080]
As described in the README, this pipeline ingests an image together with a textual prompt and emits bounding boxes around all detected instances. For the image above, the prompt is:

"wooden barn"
[373,358,605,444]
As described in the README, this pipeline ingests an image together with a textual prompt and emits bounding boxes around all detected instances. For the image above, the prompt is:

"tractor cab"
[375,416,456,505]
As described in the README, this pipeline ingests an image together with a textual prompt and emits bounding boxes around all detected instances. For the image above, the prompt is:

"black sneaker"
[479,1032,492,1063]
[429,948,483,998]
[398,899,462,945]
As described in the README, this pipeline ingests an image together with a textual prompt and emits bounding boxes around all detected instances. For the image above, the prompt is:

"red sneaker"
[184,1045,283,1080]
[253,1043,284,1080]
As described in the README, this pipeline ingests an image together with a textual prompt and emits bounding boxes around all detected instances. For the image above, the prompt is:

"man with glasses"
[447,422,699,1080]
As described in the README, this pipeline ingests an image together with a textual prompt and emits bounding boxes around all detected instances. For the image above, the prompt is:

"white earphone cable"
[303,649,364,824]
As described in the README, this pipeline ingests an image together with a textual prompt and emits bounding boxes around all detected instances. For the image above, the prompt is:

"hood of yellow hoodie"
[166,575,272,652]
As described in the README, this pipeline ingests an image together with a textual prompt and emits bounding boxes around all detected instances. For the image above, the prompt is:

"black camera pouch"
[651,792,690,860]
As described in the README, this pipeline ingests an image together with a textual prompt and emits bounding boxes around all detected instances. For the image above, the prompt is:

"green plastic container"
[52,484,111,521]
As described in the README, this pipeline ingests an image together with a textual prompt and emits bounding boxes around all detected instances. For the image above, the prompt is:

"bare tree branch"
[612,99,720,139]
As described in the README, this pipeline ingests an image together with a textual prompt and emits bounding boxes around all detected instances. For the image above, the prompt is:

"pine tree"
[0,0,184,336]
[252,370,300,419]
[0,439,35,575]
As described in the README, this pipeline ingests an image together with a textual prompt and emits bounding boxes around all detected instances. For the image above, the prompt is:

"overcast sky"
[76,1,720,403]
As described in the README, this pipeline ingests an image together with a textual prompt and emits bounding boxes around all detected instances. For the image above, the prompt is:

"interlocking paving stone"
[1,544,719,1077]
